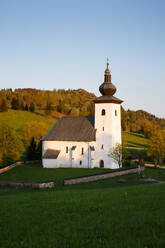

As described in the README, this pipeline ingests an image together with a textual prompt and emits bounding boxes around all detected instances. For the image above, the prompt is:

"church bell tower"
[93,61,123,168]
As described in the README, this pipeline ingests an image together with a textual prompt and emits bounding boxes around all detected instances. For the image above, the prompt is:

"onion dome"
[99,62,117,96]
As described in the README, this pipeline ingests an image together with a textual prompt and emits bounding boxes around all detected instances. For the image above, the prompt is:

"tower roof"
[94,61,123,104]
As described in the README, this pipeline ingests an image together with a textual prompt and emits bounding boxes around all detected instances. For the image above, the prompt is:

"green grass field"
[0,163,113,182]
[0,109,54,136]
[0,166,165,248]
[1,162,164,183]
[122,131,148,148]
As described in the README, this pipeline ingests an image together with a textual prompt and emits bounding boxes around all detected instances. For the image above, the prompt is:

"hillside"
[122,131,148,148]
[0,109,55,137]
[0,88,165,135]
[0,109,148,148]
[1,87,164,165]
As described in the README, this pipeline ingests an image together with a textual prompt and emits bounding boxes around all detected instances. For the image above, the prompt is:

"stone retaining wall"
[64,167,139,185]
[145,164,165,169]
[0,163,17,174]
[0,181,54,188]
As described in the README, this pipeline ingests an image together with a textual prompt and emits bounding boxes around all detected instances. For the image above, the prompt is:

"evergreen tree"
[27,137,37,160]
[36,141,42,159]
[29,102,35,112]
[27,137,42,160]
[11,97,20,110]
[25,104,29,111]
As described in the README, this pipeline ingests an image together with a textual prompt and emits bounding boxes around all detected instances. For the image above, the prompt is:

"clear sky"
[0,0,165,118]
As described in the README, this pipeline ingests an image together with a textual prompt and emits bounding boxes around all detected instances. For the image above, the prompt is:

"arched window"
[80,160,82,165]
[82,148,84,155]
[99,160,104,168]
[115,110,117,116]
[101,144,104,149]
[101,109,106,115]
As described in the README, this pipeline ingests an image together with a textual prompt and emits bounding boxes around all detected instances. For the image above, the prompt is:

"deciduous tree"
[45,101,52,115]
[109,143,122,167]
[0,124,24,166]
[147,131,165,166]
[109,140,130,168]
[0,98,8,112]
[23,121,47,146]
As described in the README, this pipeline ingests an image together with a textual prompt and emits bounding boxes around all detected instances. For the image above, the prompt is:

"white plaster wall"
[93,103,121,169]
[43,159,57,168]
[42,141,93,168]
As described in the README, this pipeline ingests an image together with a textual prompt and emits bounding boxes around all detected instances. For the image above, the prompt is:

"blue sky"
[0,0,165,117]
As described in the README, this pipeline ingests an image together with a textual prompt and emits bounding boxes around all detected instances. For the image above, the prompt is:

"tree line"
[0,88,165,135]
[0,121,47,166]
[0,88,95,116]
[0,88,165,166]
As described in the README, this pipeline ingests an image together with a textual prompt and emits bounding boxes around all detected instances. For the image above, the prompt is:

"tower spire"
[99,59,117,96]
[104,58,111,83]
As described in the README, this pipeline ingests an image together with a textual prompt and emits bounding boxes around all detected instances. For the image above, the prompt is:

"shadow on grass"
[33,111,59,120]
[127,141,148,148]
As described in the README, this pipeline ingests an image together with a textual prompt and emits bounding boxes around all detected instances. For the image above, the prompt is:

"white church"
[42,62,123,169]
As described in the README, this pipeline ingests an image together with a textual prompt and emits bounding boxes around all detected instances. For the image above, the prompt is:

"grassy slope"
[0,109,55,137]
[0,110,148,148]
[0,162,164,183]
[0,168,165,248]
[0,164,112,182]
[122,131,148,148]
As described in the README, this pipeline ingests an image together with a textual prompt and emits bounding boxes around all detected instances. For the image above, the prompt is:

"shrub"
[123,160,131,168]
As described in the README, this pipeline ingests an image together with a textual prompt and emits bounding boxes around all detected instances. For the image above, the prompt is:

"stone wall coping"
[64,167,139,185]
[0,181,54,188]
[63,167,138,181]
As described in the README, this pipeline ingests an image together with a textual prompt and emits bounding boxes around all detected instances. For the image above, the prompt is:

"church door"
[99,160,104,168]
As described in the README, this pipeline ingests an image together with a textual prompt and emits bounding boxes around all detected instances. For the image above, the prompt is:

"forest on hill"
[0,88,165,166]
[0,88,165,137]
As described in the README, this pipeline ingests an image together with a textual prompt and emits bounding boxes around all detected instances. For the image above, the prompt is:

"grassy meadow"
[0,109,55,136]
[0,110,148,149]
[0,166,165,248]
[122,131,148,148]
[0,163,113,182]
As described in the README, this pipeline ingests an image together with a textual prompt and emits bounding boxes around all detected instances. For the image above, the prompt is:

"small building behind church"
[42,62,123,169]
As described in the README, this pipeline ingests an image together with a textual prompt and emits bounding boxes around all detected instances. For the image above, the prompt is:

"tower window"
[66,146,68,153]
[101,109,106,115]
[115,110,117,116]
[80,160,82,165]
[102,127,104,131]
[101,144,104,149]
[82,148,84,155]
